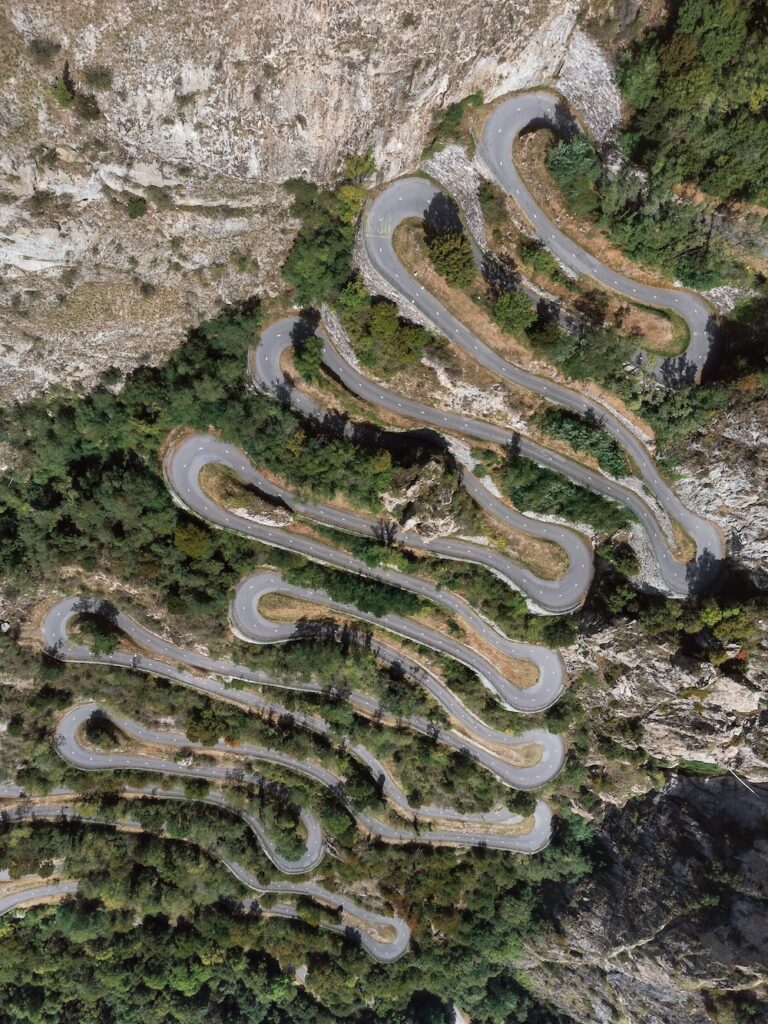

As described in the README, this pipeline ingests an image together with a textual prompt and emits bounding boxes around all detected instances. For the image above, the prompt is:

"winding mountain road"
[232,571,564,788]
[253,317,593,613]
[43,595,564,792]
[0,881,79,917]
[12,88,732,965]
[54,702,553,852]
[361,177,723,593]
[479,90,717,384]
[166,435,565,711]
[0,790,408,962]
[0,780,322,874]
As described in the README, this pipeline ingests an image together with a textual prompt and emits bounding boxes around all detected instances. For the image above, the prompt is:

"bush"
[478,180,506,228]
[28,37,61,64]
[424,91,483,155]
[336,279,434,375]
[492,290,537,333]
[618,0,768,206]
[597,540,640,577]
[427,231,475,287]
[82,64,113,90]
[518,238,576,290]
[51,76,74,108]
[126,195,148,219]
[76,612,122,656]
[544,116,741,288]
[73,91,100,121]
[506,791,537,816]
[601,171,741,289]
[294,333,324,383]
[343,149,375,183]
[144,185,174,211]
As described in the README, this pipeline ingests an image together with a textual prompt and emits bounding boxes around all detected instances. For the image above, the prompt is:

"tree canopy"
[619,0,768,205]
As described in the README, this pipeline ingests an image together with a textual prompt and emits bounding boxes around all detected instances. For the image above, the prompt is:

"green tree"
[294,333,324,383]
[427,231,475,287]
[619,0,768,205]
[492,290,537,333]
[546,134,601,219]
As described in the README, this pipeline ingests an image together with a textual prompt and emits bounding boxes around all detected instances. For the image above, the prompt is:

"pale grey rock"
[1,0,594,401]
[676,400,768,587]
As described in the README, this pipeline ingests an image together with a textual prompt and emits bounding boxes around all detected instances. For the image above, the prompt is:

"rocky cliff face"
[676,392,768,590]
[528,775,768,1024]
[566,615,768,806]
[0,0,623,402]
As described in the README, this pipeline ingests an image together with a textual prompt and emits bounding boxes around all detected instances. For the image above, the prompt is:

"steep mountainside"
[1,3,766,1023]
[0,0,625,401]
[529,776,768,1024]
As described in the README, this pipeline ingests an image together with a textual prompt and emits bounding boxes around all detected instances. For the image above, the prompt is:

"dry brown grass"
[260,593,538,690]
[513,131,674,289]
[199,463,281,519]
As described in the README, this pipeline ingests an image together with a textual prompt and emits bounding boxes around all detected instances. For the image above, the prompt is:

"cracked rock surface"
[1,0,608,401]
[528,775,768,1024]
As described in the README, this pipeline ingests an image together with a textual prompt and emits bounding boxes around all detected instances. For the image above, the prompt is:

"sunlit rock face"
[0,1,620,400]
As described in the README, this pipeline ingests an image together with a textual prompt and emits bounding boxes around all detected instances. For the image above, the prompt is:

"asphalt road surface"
[0,793,407,962]
[362,178,724,594]
[15,89,730,961]
[232,571,564,789]
[166,435,565,711]
[0,881,79,917]
[0,779,322,874]
[479,90,717,384]
[253,317,593,613]
[54,701,554,854]
[43,595,564,793]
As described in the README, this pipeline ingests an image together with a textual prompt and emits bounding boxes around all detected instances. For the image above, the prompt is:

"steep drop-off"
[529,775,768,1024]
[0,0,624,400]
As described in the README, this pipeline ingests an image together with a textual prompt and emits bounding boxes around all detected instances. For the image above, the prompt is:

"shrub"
[126,195,148,219]
[336,279,434,375]
[492,290,537,333]
[502,443,633,536]
[343,149,375,183]
[51,76,75,108]
[618,0,768,206]
[478,180,506,228]
[82,64,113,90]
[73,91,100,121]
[281,179,365,305]
[144,185,174,211]
[28,37,61,64]
[427,230,475,287]
[517,238,576,289]
[424,91,484,155]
